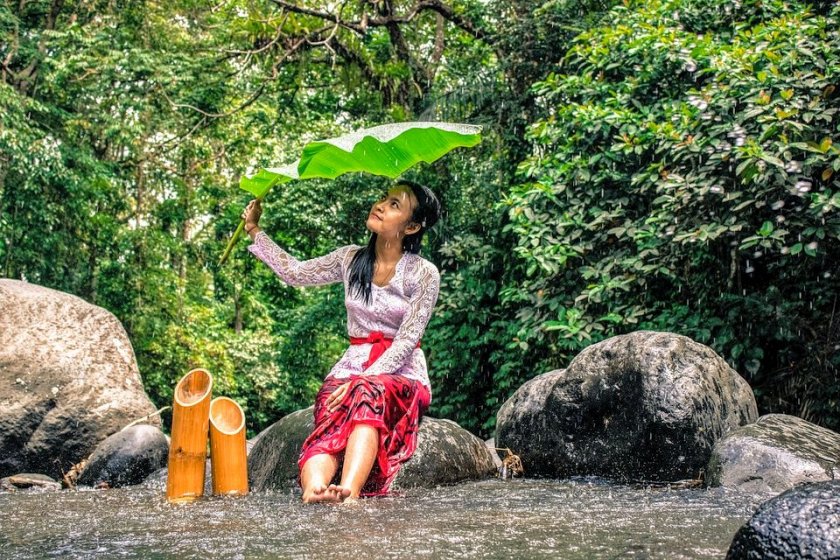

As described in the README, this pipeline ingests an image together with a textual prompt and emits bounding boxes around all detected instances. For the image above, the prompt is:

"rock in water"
[707,414,840,494]
[248,408,314,492]
[726,481,840,560]
[248,407,496,491]
[392,418,497,489]
[0,280,160,479]
[496,331,758,481]
[77,424,169,488]
[0,473,62,492]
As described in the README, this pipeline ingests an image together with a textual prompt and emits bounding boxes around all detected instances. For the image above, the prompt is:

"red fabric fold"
[297,374,431,496]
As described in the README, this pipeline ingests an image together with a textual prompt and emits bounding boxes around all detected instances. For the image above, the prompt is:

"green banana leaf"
[221,122,482,265]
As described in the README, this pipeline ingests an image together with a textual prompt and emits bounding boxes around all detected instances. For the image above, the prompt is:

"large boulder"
[248,408,313,492]
[726,480,840,560]
[0,280,160,479]
[391,418,497,489]
[77,424,169,488]
[707,414,840,494]
[496,331,758,481]
[248,407,496,491]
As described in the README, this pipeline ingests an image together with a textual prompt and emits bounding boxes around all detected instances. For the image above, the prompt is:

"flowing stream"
[0,478,769,559]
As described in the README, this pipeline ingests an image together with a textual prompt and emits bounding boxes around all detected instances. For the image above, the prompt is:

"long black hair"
[348,180,441,305]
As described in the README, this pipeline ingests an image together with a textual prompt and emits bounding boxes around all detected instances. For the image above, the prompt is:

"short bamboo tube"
[209,397,249,496]
[166,368,213,503]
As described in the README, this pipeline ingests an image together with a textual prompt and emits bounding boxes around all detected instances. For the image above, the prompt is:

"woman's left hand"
[326,382,351,413]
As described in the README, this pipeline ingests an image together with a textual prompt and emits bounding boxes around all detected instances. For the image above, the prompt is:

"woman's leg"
[300,453,348,503]
[336,423,379,499]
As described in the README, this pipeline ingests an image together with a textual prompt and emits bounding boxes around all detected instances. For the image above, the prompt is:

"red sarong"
[297,335,430,496]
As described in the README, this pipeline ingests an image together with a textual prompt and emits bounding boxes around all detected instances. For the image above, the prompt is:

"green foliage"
[2,0,838,443]
[508,0,840,428]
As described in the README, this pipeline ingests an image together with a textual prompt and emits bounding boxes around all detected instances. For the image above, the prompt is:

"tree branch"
[368,0,489,43]
[269,0,365,34]
[270,0,490,43]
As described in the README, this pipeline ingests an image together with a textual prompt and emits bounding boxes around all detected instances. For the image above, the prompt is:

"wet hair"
[348,180,441,305]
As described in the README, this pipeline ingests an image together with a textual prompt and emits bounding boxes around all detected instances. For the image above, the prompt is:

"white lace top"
[247,231,440,394]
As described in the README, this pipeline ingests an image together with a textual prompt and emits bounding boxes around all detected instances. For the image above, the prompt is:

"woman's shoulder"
[337,244,363,266]
[405,253,440,282]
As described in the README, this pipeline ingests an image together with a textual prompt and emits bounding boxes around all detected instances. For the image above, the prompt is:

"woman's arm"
[363,259,441,376]
[248,230,355,287]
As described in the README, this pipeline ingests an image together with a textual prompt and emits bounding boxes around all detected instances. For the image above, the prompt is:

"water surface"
[0,478,769,559]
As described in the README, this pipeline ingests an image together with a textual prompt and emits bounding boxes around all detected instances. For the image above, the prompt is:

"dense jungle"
[2,0,838,438]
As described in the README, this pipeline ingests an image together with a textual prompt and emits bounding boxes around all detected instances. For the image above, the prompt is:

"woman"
[241,180,441,504]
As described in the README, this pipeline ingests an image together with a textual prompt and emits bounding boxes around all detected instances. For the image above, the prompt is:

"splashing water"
[0,480,767,560]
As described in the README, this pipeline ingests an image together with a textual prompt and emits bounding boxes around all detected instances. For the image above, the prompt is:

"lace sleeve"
[364,259,441,376]
[247,230,356,287]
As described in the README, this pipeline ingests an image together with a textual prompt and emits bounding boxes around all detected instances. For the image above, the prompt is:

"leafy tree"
[508,0,840,428]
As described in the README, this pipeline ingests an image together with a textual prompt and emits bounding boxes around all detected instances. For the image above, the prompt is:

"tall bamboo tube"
[209,396,249,496]
[166,368,213,503]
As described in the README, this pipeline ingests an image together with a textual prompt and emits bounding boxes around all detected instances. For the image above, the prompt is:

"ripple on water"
[0,479,771,559]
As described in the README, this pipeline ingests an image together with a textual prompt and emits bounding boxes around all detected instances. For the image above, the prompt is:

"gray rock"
[707,414,840,494]
[496,331,758,481]
[0,473,62,492]
[77,424,169,488]
[0,280,160,479]
[726,480,840,560]
[248,408,313,492]
[392,418,497,489]
[485,438,503,471]
[248,407,496,491]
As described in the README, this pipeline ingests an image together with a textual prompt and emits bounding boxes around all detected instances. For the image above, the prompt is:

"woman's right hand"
[241,199,262,229]
[325,382,351,414]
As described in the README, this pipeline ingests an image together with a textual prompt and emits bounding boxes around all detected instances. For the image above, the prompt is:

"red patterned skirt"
[297,374,431,497]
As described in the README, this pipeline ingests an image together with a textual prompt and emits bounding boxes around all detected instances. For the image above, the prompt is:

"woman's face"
[366,185,420,240]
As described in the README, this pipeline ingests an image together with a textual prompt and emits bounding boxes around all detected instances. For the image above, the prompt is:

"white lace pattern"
[248,230,440,394]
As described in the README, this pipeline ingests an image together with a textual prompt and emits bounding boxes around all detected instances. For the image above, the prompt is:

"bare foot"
[302,483,331,504]
[302,483,351,504]
[327,484,352,503]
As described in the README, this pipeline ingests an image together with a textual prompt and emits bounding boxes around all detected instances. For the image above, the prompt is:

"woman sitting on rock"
[241,180,441,503]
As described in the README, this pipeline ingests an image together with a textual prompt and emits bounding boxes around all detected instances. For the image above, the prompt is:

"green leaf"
[758,221,774,236]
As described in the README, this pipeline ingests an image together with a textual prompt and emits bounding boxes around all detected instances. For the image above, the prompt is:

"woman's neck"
[374,235,403,264]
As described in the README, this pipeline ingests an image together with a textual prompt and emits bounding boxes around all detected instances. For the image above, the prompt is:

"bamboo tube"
[209,397,249,496]
[166,368,213,503]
